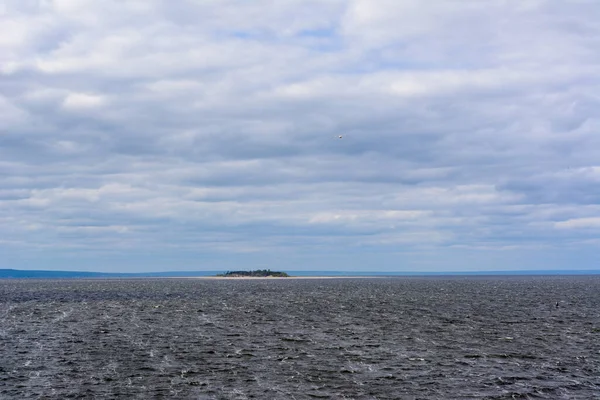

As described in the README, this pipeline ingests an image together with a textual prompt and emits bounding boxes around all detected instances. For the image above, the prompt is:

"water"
[1,277,599,399]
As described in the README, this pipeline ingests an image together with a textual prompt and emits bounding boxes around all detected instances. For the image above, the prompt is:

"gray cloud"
[1,0,600,271]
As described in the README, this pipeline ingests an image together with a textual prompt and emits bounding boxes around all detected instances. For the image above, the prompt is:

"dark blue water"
[1,277,599,399]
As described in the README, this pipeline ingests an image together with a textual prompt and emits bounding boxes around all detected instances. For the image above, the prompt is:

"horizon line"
[1,268,600,278]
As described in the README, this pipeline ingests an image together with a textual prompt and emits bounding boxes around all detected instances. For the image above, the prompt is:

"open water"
[0,276,599,399]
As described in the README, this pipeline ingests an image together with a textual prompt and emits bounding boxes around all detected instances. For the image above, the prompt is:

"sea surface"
[1,276,599,399]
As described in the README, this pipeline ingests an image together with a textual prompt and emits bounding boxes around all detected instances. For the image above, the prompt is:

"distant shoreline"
[1,268,600,279]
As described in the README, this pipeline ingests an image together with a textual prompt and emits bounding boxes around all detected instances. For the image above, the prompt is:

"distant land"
[217,269,289,277]
[0,269,599,279]
[0,269,220,279]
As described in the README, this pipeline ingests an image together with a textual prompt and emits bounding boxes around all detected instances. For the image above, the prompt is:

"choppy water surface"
[1,277,599,399]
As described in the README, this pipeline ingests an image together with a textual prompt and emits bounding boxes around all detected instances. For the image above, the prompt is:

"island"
[216,269,290,278]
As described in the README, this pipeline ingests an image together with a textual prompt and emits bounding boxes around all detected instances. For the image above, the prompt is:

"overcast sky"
[2,0,600,272]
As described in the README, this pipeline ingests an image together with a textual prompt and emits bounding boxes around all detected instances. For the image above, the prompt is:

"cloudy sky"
[2,0,600,272]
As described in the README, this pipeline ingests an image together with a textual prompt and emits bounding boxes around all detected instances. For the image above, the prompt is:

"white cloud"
[555,217,600,229]
[62,92,106,110]
[1,0,600,271]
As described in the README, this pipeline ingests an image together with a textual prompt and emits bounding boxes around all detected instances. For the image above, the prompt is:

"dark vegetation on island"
[216,269,290,277]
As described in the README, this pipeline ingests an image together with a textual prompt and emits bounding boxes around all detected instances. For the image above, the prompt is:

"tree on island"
[216,269,289,277]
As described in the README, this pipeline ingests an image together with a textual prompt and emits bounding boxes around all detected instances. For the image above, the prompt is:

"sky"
[1,0,600,273]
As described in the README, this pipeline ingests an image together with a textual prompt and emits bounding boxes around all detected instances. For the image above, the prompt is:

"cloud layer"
[2,0,600,271]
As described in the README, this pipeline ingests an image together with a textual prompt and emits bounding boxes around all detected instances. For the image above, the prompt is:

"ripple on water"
[0,276,599,399]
